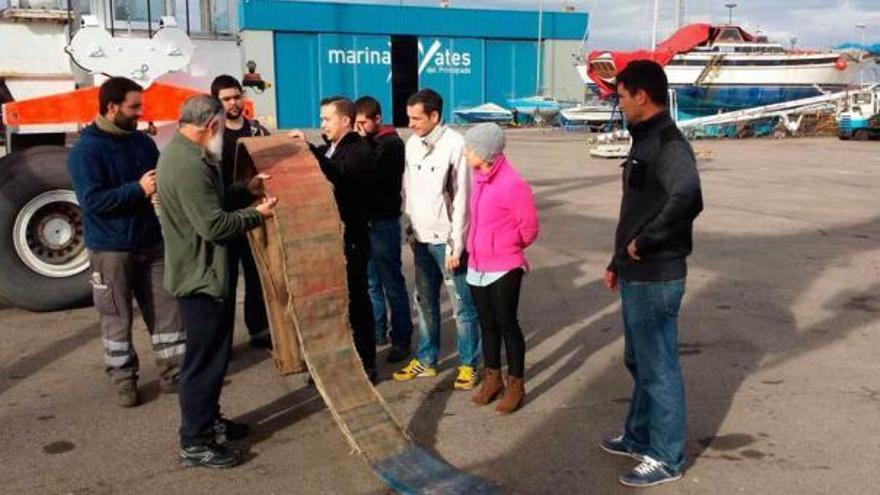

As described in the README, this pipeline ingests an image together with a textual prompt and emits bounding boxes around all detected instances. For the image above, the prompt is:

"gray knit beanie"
[464,123,505,163]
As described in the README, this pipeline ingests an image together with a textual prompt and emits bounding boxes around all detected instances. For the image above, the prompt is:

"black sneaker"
[179,442,241,469]
[213,417,250,443]
[619,456,682,487]
[386,345,411,363]
[249,335,273,350]
[599,434,644,461]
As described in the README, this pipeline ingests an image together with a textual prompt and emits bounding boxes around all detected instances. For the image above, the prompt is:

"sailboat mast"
[676,0,685,28]
[536,0,544,95]
[651,0,660,49]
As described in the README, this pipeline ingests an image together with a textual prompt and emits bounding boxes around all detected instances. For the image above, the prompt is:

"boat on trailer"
[559,100,622,129]
[579,23,873,119]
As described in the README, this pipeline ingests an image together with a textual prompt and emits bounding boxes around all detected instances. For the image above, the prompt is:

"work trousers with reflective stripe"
[88,245,184,387]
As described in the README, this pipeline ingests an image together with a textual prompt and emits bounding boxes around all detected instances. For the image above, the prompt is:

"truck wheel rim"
[12,190,89,278]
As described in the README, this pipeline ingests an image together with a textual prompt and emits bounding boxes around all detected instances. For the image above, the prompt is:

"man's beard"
[225,107,242,120]
[206,128,224,163]
[114,114,137,131]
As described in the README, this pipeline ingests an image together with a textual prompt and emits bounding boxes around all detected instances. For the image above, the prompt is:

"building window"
[104,0,236,35]
[716,27,744,44]
[173,0,236,35]
[114,0,164,24]
[210,0,234,33]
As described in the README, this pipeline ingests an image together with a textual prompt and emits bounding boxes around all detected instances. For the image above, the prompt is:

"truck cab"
[838,87,880,140]
[0,0,243,311]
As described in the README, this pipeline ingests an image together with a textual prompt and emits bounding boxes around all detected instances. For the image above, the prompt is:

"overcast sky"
[312,0,880,50]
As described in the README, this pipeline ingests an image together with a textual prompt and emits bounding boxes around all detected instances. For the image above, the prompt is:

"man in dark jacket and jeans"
[68,77,184,408]
[157,95,277,468]
[211,75,272,350]
[599,60,703,488]
[288,96,377,382]
[354,96,413,363]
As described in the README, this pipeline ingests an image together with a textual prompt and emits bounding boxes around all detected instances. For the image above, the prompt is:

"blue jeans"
[367,217,413,347]
[619,278,687,473]
[412,242,481,368]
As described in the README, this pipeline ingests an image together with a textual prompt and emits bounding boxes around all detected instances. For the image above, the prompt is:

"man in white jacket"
[392,89,481,390]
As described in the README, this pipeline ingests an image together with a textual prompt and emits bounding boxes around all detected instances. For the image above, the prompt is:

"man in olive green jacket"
[157,95,276,469]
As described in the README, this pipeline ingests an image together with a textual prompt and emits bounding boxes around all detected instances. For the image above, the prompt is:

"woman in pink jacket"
[463,123,539,415]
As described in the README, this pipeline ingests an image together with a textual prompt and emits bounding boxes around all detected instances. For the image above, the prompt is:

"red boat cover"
[587,23,738,96]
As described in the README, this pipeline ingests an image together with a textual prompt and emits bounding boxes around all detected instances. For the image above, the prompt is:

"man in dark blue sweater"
[67,77,184,408]
[599,61,703,488]
[354,96,413,363]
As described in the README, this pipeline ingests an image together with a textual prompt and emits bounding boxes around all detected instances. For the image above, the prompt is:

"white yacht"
[579,24,873,119]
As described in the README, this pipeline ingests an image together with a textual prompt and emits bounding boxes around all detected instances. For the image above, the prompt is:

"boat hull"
[671,84,842,119]
[559,108,621,125]
[454,112,513,123]
[507,97,561,116]
[664,57,865,86]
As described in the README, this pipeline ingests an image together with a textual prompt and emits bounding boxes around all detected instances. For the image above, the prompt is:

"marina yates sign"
[327,39,473,76]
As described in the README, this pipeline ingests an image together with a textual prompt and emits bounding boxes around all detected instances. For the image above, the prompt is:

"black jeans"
[470,269,525,378]
[177,294,235,447]
[228,237,270,339]
[345,234,376,370]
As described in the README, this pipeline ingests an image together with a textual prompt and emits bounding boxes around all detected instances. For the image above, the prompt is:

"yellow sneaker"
[454,365,478,391]
[393,359,437,381]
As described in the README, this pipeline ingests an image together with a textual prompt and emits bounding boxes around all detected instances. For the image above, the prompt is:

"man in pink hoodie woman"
[462,123,539,414]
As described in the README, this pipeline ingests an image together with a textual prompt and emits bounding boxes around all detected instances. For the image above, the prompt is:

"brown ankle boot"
[495,376,524,415]
[471,368,504,406]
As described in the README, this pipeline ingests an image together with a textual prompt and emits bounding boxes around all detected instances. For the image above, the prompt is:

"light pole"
[855,23,867,85]
[855,23,867,57]
[724,3,737,25]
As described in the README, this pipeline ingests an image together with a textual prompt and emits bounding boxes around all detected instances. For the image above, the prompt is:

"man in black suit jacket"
[288,97,377,382]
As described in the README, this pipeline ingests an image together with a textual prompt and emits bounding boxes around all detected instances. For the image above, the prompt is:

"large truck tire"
[0,146,91,311]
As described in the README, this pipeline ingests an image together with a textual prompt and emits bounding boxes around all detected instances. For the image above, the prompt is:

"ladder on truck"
[676,87,871,131]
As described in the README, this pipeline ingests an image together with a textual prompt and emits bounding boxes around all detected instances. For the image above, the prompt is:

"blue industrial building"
[238,1,589,128]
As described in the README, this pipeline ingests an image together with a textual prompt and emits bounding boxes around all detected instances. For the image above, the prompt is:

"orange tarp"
[2,82,257,127]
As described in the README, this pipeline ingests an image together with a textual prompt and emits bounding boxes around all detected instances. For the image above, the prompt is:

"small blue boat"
[506,96,561,116]
[454,103,513,123]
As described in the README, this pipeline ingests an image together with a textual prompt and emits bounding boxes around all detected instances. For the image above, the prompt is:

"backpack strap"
[250,119,270,137]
